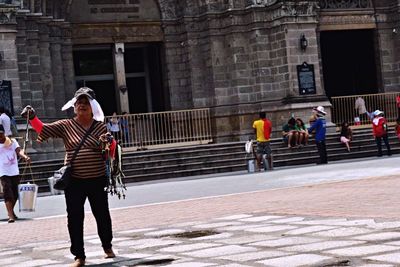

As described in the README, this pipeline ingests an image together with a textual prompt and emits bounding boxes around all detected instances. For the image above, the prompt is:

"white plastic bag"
[245,140,253,154]
[18,183,38,212]
[354,116,361,125]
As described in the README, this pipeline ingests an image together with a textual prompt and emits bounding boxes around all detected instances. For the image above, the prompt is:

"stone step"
[19,128,398,193]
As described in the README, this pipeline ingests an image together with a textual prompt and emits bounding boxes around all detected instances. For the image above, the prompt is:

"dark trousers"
[375,135,391,157]
[65,177,113,260]
[316,140,328,164]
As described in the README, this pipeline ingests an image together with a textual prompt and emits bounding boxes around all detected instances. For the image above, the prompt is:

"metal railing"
[331,92,400,126]
[104,108,213,151]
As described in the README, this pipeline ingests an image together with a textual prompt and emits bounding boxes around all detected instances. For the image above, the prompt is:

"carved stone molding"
[0,7,16,23]
[0,0,21,6]
[249,0,278,7]
[320,0,372,9]
[319,14,375,26]
[281,1,320,17]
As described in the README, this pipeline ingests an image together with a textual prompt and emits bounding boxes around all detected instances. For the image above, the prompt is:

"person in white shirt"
[107,112,120,141]
[0,106,12,137]
[0,125,30,223]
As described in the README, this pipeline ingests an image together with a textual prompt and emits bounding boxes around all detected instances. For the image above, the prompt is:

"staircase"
[19,127,399,193]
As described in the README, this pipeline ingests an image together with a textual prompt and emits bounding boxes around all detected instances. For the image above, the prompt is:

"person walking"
[0,106,12,137]
[252,111,273,171]
[21,87,116,267]
[0,125,30,223]
[372,110,391,157]
[354,96,367,124]
[308,106,327,164]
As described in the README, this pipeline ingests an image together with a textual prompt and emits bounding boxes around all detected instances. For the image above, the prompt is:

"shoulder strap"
[69,121,96,166]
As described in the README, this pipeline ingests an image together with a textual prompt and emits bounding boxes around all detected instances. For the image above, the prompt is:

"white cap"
[373,110,384,116]
[312,106,326,115]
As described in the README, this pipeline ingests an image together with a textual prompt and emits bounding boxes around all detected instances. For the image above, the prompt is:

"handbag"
[53,123,95,190]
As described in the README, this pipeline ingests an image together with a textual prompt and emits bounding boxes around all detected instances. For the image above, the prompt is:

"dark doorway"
[320,29,379,98]
[73,47,116,116]
[124,43,166,114]
[74,43,166,115]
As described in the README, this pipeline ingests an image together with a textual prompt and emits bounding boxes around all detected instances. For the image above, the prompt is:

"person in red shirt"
[395,117,400,142]
[252,112,273,171]
[372,110,391,157]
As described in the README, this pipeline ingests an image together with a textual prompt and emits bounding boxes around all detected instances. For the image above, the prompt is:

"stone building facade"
[0,0,399,142]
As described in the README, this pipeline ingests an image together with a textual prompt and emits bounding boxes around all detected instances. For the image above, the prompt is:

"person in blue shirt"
[308,106,327,164]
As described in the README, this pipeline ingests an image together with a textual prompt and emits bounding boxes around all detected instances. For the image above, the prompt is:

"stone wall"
[15,12,73,118]
[375,0,400,92]
[1,0,399,150]
[163,0,326,141]
[0,7,21,113]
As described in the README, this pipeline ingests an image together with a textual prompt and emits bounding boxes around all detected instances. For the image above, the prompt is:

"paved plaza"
[2,167,400,266]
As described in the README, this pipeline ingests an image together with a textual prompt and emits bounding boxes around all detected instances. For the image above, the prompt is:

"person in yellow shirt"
[252,112,273,171]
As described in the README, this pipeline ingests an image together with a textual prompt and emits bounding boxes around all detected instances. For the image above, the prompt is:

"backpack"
[10,117,18,137]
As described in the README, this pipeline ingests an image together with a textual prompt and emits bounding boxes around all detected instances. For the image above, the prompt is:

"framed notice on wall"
[0,80,14,115]
[297,62,316,95]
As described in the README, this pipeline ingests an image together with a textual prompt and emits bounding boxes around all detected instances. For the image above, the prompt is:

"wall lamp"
[300,34,308,51]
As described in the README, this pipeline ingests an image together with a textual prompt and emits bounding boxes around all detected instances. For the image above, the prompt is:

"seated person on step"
[340,121,353,152]
[295,118,308,146]
[282,117,298,148]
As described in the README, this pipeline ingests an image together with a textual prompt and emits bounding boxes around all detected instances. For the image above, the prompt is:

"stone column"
[15,12,31,109]
[163,21,193,110]
[38,17,56,116]
[60,22,75,102]
[49,20,66,117]
[0,6,22,114]
[112,42,129,113]
[25,13,45,116]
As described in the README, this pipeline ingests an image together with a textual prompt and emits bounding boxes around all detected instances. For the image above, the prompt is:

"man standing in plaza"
[372,109,391,157]
[308,106,327,164]
[252,112,273,171]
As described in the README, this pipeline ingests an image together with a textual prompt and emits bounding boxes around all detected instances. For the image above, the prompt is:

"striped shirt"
[38,119,107,179]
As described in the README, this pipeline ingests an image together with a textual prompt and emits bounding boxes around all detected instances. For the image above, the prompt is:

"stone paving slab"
[353,232,400,241]
[250,236,322,248]
[5,212,400,266]
[326,245,400,257]
[257,253,332,267]
[365,252,400,264]
[281,240,366,252]
[5,175,400,266]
